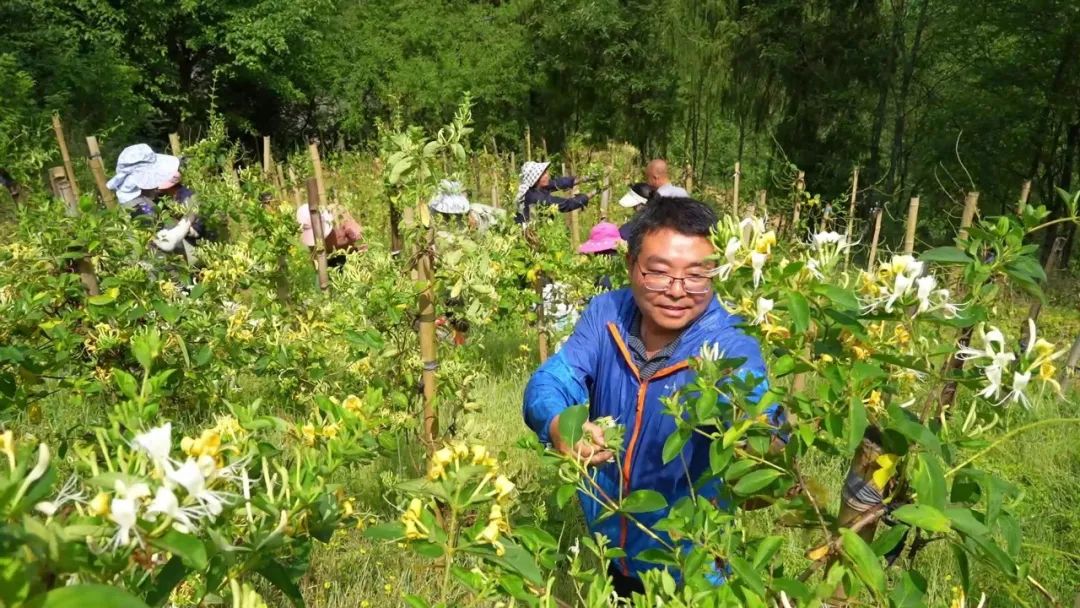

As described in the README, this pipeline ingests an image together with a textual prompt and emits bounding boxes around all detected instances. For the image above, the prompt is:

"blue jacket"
[523,288,768,578]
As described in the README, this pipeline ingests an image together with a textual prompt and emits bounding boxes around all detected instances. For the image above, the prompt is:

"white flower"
[885,272,915,312]
[725,236,741,262]
[133,423,173,469]
[699,342,722,362]
[146,486,198,532]
[806,257,823,280]
[753,297,774,325]
[167,458,230,518]
[1005,370,1031,408]
[114,479,151,501]
[811,231,844,247]
[109,496,140,548]
[977,365,1005,401]
[750,251,767,287]
[17,444,51,500]
[914,275,937,313]
[35,475,84,517]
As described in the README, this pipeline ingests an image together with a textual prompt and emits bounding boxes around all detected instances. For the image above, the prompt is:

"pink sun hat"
[578,221,623,254]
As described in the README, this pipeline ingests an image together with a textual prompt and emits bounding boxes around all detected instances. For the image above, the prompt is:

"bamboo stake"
[903,196,920,255]
[1021,236,1066,343]
[732,162,741,218]
[169,133,182,156]
[758,190,767,216]
[51,114,80,198]
[958,192,979,242]
[306,178,330,291]
[844,167,860,269]
[1018,179,1032,216]
[86,136,116,208]
[309,139,327,205]
[536,277,549,363]
[1064,334,1080,381]
[491,166,500,209]
[866,207,884,272]
[52,168,99,295]
[684,164,694,195]
[416,194,439,448]
[600,174,611,221]
[275,164,286,195]
[287,168,302,206]
[565,162,581,248]
[51,167,79,216]
[525,127,532,162]
[541,137,549,161]
[262,136,272,174]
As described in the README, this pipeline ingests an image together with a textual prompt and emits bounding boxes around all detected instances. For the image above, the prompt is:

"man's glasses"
[636,264,713,294]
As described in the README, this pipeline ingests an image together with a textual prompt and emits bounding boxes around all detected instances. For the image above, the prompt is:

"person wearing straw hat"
[514,161,590,224]
[107,143,204,261]
[617,182,657,241]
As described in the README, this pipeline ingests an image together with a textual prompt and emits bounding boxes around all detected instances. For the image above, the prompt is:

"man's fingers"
[587,450,614,465]
[584,422,607,447]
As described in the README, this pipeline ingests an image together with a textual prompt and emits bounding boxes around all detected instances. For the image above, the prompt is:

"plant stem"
[946,417,1080,476]
[442,506,457,601]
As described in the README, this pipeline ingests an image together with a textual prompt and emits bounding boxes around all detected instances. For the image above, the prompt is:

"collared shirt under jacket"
[522,288,772,578]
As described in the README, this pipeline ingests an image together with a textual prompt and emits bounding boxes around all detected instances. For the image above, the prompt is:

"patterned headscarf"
[514,161,551,214]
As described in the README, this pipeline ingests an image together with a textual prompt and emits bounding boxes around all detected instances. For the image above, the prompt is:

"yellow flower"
[427,462,446,481]
[852,345,872,360]
[342,394,363,413]
[1032,338,1056,359]
[322,423,341,440]
[871,453,899,491]
[212,415,244,439]
[451,441,469,460]
[471,445,497,469]
[432,446,454,468]
[819,354,834,364]
[475,521,505,556]
[893,325,911,347]
[401,498,428,540]
[753,231,776,254]
[493,475,515,501]
[864,390,884,412]
[301,424,317,446]
[0,430,14,470]
[89,491,111,516]
[761,322,791,341]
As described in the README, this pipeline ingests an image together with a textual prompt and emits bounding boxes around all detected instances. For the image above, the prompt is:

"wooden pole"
[600,174,611,221]
[684,164,694,195]
[541,137,549,161]
[565,162,581,248]
[309,139,327,206]
[958,191,980,242]
[305,178,330,291]
[490,162,500,209]
[287,168,302,206]
[525,127,532,162]
[758,190,767,216]
[866,207,884,272]
[51,167,79,216]
[52,167,99,295]
[168,133,182,156]
[416,192,439,448]
[732,162,741,218]
[262,136,272,174]
[86,136,116,208]
[1064,334,1080,381]
[1018,179,1032,216]
[844,167,860,269]
[275,164,286,195]
[903,196,920,255]
[790,170,805,238]
[1021,236,1066,342]
[51,113,80,198]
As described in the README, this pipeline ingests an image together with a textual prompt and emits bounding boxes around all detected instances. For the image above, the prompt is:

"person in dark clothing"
[0,169,19,201]
[514,161,590,223]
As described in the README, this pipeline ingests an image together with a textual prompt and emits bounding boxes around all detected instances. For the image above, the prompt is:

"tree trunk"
[883,0,930,209]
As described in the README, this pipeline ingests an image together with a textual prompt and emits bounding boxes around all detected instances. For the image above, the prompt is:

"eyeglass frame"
[634,263,714,295]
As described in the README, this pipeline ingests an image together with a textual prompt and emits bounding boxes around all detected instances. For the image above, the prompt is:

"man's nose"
[666,278,687,297]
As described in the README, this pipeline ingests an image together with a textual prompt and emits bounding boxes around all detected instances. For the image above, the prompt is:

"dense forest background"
[2,0,1078,258]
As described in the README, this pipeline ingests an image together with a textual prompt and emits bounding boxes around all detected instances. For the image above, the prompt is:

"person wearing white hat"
[107,143,204,260]
[514,161,590,223]
[617,182,657,241]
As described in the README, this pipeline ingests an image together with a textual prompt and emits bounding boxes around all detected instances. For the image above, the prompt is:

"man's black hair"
[626,197,717,259]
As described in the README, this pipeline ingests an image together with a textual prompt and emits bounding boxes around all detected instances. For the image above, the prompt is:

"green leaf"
[113,369,138,400]
[728,555,766,598]
[363,522,404,540]
[732,469,783,495]
[86,288,119,306]
[661,427,690,464]
[787,292,810,334]
[912,454,947,510]
[892,504,951,533]
[919,247,972,264]
[556,484,577,509]
[752,536,784,569]
[149,530,208,570]
[839,528,885,595]
[256,559,304,608]
[813,285,860,311]
[621,489,667,513]
[41,585,149,608]
[846,397,868,456]
[557,404,589,447]
[143,556,188,607]
[871,524,909,557]
[886,406,941,456]
[889,571,928,608]
[709,442,733,475]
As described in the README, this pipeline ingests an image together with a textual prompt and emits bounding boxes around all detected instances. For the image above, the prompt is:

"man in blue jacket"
[522,197,769,596]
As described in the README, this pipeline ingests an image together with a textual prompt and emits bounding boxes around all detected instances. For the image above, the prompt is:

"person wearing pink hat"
[579,221,625,291]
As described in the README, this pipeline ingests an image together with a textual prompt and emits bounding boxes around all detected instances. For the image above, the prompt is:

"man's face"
[537,171,550,188]
[628,227,715,332]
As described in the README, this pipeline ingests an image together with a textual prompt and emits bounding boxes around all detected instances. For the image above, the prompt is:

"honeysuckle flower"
[35,475,85,517]
[871,453,899,490]
[300,424,317,446]
[805,257,823,280]
[401,498,428,540]
[342,394,363,413]
[146,485,197,532]
[493,475,515,501]
[977,365,1005,401]
[914,275,937,313]
[89,491,111,516]
[167,458,229,518]
[752,297,774,325]
[475,520,505,556]
[109,496,141,548]
[1005,370,1032,408]
[750,251,767,287]
[17,444,51,501]
[133,423,173,470]
[699,341,722,362]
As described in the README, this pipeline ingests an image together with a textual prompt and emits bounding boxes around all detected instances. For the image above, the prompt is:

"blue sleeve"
[526,188,589,214]
[523,297,605,444]
[544,176,576,191]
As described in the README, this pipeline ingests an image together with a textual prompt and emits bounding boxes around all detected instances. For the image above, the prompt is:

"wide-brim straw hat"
[106,144,181,204]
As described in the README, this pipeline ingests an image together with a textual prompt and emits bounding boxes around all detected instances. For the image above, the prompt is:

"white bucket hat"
[514,161,551,209]
[106,144,181,205]
[429,180,471,215]
[618,189,647,208]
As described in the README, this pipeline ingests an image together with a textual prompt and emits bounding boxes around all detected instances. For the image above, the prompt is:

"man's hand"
[549,416,613,465]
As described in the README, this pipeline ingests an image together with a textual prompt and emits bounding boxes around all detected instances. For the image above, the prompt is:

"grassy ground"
[296,295,1080,608]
